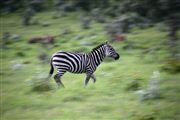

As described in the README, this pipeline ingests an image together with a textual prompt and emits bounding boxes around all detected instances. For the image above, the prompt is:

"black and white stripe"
[48,42,120,87]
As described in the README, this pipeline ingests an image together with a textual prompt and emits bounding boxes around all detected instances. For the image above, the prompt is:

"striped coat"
[49,42,119,87]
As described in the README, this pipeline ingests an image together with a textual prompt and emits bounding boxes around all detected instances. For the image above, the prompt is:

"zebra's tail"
[48,57,54,79]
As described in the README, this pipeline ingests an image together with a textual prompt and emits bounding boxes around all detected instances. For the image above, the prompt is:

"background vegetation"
[1,0,180,120]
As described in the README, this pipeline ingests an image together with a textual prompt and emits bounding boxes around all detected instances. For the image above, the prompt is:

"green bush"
[161,58,180,74]
[31,80,52,92]
[29,73,53,92]
[125,80,140,91]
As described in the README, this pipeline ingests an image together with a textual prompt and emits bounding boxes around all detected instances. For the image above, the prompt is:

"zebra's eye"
[110,48,113,51]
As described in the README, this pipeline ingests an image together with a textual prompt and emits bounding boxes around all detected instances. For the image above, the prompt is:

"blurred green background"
[1,0,180,120]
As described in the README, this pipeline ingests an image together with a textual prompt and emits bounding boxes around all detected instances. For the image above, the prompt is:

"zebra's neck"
[89,47,106,66]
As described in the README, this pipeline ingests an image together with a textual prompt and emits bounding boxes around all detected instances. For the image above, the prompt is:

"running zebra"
[48,42,120,87]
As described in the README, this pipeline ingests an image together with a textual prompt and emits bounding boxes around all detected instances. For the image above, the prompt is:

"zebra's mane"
[92,43,105,52]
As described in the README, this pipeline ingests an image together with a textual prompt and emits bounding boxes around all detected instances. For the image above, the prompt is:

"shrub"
[28,73,53,92]
[32,80,52,92]
[161,58,180,74]
[125,80,140,91]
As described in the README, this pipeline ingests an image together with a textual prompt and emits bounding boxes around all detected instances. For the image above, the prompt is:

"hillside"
[1,11,180,120]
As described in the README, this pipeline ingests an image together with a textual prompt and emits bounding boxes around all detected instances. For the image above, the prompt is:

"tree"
[124,0,180,58]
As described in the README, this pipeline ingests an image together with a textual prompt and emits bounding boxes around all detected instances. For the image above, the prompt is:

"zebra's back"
[52,51,87,73]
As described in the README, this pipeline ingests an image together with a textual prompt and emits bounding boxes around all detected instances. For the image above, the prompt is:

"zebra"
[48,42,120,87]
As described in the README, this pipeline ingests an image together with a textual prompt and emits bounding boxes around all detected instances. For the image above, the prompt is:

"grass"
[1,11,180,120]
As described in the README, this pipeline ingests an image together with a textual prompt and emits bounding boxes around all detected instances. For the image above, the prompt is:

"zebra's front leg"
[91,74,96,83]
[54,74,65,88]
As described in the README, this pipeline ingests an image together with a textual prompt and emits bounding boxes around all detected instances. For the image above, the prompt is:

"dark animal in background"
[48,42,120,87]
[114,34,125,42]
[28,36,55,44]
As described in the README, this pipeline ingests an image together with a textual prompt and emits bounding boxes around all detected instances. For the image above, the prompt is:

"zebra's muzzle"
[114,53,120,60]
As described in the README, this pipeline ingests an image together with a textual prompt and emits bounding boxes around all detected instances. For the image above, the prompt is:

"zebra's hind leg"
[54,73,65,88]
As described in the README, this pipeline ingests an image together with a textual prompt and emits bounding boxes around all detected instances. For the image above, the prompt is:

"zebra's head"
[104,42,120,60]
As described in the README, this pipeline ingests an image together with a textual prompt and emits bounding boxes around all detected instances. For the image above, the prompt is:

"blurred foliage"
[31,81,52,92]
[1,0,180,21]
[125,80,140,91]
[5,0,177,58]
[161,58,180,74]
[28,73,53,92]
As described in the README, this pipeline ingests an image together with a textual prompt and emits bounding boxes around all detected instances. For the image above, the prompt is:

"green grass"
[1,11,180,120]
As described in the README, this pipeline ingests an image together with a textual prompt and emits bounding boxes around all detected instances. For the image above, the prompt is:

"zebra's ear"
[105,41,110,45]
